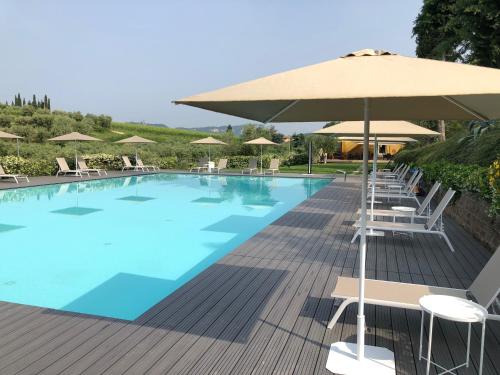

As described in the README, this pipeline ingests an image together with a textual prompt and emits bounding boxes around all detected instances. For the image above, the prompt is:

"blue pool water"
[0,174,330,320]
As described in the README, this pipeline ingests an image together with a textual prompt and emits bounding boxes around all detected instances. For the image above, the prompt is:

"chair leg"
[440,232,455,252]
[351,229,360,243]
[328,298,357,329]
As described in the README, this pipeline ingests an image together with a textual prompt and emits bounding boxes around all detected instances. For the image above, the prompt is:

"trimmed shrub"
[82,153,123,170]
[0,156,56,176]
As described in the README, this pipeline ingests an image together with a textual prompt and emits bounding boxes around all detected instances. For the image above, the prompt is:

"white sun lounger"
[368,169,420,189]
[242,159,258,174]
[77,160,107,176]
[368,171,423,205]
[0,164,29,184]
[358,181,441,219]
[213,159,227,174]
[372,164,409,182]
[190,158,208,173]
[265,159,280,175]
[136,157,159,171]
[56,158,89,177]
[327,245,500,330]
[353,188,456,251]
[122,156,145,172]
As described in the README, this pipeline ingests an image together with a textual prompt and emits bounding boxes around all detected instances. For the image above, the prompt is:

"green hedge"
[418,161,499,217]
[0,156,56,176]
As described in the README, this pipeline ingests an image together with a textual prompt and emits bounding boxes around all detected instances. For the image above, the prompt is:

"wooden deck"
[0,179,497,374]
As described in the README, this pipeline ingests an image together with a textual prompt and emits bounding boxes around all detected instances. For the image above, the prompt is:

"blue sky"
[1,0,423,134]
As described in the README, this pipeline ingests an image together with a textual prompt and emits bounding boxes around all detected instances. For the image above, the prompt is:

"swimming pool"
[0,174,330,320]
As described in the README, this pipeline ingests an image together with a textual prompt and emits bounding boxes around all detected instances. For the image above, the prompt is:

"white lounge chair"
[372,164,409,182]
[190,158,208,173]
[327,245,500,330]
[352,188,456,251]
[213,159,227,174]
[122,156,145,172]
[136,157,159,171]
[56,158,89,177]
[78,160,107,176]
[368,171,423,205]
[265,159,280,175]
[370,168,419,188]
[358,181,441,220]
[242,159,258,174]
[0,164,29,184]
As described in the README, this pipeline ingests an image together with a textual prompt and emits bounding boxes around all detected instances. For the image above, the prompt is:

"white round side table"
[419,295,488,375]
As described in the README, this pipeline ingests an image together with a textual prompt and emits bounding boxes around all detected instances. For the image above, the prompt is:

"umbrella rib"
[442,96,488,121]
[264,100,300,123]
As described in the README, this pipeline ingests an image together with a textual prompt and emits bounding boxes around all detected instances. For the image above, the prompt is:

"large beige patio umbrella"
[115,135,156,162]
[244,137,277,174]
[0,130,23,157]
[174,49,500,374]
[48,132,102,169]
[190,136,227,164]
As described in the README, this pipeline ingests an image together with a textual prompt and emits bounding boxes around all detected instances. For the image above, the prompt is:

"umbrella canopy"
[244,137,278,174]
[316,121,440,136]
[115,135,156,144]
[190,136,227,145]
[243,137,277,145]
[48,132,102,169]
[0,130,22,140]
[115,136,157,161]
[0,130,23,157]
[175,49,500,122]
[48,132,102,142]
[190,137,227,164]
[174,48,500,374]
[338,136,417,143]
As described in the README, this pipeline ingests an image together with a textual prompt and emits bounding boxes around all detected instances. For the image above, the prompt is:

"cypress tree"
[10,101,14,106]
[22,98,26,106]
[47,98,51,110]
[32,94,37,108]
[43,95,48,109]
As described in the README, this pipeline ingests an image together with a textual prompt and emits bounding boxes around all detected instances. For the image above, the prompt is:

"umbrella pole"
[356,98,370,361]
[75,140,78,170]
[327,101,396,375]
[260,144,263,174]
[16,139,20,157]
[370,135,378,220]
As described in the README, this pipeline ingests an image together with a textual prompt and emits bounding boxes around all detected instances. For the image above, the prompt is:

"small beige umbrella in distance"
[115,135,156,162]
[0,130,23,157]
[243,137,277,174]
[48,132,102,169]
[190,136,227,165]
[175,48,500,374]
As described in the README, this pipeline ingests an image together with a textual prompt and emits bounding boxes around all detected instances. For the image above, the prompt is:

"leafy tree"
[454,0,500,68]
[226,124,233,133]
[291,133,305,149]
[459,120,498,144]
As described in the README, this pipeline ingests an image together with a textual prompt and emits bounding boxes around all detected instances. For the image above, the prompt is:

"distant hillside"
[176,124,244,135]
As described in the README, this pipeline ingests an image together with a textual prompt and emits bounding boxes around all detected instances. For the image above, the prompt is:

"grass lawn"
[279,162,392,174]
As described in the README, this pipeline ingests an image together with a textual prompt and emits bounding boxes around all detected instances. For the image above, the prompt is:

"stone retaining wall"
[440,191,499,252]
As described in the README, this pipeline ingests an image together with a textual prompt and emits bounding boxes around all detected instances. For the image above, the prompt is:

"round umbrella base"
[326,342,395,375]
